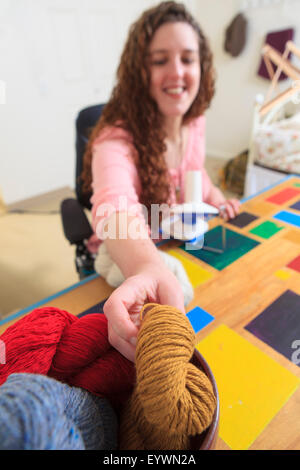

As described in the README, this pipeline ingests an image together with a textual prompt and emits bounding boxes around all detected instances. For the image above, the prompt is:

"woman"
[82,1,240,362]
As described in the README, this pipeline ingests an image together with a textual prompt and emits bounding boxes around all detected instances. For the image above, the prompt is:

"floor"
[0,157,238,319]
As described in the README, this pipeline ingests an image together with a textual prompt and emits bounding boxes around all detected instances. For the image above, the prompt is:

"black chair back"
[75,104,105,210]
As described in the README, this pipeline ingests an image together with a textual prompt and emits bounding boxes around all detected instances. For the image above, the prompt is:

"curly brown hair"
[81,1,215,212]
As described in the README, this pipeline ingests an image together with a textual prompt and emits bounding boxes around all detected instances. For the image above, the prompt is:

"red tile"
[287,255,300,273]
[266,188,300,205]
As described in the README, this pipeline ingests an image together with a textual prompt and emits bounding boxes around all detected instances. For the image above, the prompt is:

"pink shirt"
[90,116,213,241]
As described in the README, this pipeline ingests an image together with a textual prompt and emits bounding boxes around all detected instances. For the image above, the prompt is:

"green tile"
[250,221,283,239]
[179,226,260,271]
[294,183,300,188]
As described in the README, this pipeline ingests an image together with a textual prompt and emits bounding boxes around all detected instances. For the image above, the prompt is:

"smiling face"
[148,22,201,120]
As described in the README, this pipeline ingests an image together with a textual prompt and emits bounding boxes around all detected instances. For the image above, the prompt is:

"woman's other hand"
[218,198,241,221]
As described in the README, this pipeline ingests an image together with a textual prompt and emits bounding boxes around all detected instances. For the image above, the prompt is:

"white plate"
[160,214,209,241]
[171,202,219,215]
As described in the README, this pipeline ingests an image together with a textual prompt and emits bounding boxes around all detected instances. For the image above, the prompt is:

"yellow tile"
[275,269,292,281]
[167,249,213,288]
[196,325,300,450]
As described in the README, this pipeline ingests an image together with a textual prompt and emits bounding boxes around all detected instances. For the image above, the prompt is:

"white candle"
[184,171,202,203]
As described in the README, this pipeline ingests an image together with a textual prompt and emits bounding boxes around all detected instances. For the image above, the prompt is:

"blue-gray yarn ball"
[0,373,118,450]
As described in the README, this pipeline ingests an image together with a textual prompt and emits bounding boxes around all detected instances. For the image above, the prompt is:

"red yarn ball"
[0,307,136,410]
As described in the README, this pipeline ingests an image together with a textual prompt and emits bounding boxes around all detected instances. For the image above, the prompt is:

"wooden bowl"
[189,349,220,450]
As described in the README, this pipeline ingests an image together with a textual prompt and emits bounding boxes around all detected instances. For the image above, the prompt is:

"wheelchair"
[60,104,105,280]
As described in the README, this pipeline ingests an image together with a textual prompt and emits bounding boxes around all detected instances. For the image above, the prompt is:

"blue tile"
[186,306,214,333]
[273,210,300,228]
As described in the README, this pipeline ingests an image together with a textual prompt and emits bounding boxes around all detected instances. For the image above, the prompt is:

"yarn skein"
[119,303,217,450]
[0,308,135,411]
[0,373,118,450]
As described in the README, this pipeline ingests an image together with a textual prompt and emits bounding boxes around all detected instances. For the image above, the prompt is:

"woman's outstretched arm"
[102,212,185,362]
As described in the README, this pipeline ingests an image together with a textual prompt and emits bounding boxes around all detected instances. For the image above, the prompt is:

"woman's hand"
[103,263,185,362]
[218,198,241,221]
[207,185,241,220]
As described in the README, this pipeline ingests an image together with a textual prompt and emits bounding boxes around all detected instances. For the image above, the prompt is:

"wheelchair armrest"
[60,198,93,245]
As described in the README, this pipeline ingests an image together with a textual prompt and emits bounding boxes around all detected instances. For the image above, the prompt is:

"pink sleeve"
[90,132,147,240]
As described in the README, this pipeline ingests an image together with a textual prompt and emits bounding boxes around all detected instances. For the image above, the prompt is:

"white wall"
[197,0,300,159]
[0,0,141,203]
[0,0,196,204]
[1,0,299,203]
